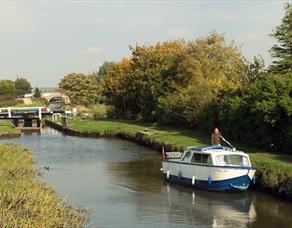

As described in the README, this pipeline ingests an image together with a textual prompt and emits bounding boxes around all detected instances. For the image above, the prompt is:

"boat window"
[242,156,249,166]
[191,153,212,164]
[215,155,225,165]
[215,154,250,166]
[182,151,191,161]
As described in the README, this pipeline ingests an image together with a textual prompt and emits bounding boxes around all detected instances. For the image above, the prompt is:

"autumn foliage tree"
[100,59,134,118]
[59,73,98,106]
[158,33,247,126]
[98,6,291,152]
[100,41,187,120]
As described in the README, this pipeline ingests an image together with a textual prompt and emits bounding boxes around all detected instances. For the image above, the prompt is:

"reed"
[0,144,86,227]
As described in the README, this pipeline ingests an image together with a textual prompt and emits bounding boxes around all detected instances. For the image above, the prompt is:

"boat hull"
[163,173,253,192]
[162,160,256,192]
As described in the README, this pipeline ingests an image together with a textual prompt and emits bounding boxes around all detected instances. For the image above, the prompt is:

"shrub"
[202,73,292,153]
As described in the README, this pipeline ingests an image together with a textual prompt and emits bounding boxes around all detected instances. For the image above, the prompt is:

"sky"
[0,0,287,87]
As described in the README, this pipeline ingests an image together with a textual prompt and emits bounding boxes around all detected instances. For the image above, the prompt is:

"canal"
[2,127,292,228]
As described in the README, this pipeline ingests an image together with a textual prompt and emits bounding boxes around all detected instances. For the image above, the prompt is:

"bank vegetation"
[0,144,86,227]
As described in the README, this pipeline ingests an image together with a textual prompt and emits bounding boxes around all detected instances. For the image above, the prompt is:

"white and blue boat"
[162,145,256,192]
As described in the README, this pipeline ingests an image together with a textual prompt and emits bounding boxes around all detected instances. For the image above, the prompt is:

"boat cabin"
[167,146,251,167]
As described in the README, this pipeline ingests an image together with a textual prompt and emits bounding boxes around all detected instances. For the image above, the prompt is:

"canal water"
[2,127,292,228]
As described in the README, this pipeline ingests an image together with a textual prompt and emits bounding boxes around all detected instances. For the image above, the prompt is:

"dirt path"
[22,98,32,105]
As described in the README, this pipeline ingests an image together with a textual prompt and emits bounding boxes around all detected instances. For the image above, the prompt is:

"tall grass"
[0,144,86,227]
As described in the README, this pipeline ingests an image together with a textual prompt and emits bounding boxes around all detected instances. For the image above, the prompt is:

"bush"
[202,73,292,153]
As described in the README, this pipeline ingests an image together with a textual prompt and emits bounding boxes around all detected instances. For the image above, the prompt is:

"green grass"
[0,120,19,134]
[15,97,48,107]
[93,104,107,116]
[0,99,18,108]
[0,144,86,227]
[68,118,144,134]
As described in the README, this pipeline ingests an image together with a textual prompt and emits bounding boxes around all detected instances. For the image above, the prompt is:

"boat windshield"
[215,154,250,166]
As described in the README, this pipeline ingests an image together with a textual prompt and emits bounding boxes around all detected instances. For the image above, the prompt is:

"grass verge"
[65,118,292,199]
[0,120,20,138]
[0,144,86,227]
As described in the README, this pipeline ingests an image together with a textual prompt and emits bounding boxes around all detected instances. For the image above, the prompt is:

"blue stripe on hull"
[163,174,252,193]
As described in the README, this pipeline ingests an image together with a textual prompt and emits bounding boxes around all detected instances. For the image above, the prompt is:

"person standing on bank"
[211,128,222,146]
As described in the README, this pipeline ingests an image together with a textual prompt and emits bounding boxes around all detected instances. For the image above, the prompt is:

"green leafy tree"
[59,73,98,106]
[0,80,17,107]
[203,73,292,152]
[242,56,266,85]
[15,77,32,97]
[33,87,41,98]
[270,3,292,73]
[0,80,15,99]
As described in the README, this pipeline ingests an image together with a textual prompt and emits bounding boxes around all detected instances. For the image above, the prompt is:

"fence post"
[39,107,42,120]
[8,108,11,118]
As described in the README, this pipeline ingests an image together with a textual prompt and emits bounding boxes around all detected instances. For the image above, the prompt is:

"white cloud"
[82,46,103,54]
[93,17,109,25]
[169,27,190,38]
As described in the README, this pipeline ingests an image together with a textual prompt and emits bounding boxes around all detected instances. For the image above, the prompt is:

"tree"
[242,56,266,85]
[158,32,247,126]
[100,41,187,120]
[33,87,41,98]
[270,3,292,73]
[15,77,32,97]
[210,73,292,152]
[128,40,187,121]
[98,61,114,76]
[0,80,15,99]
[59,73,98,106]
[100,59,135,118]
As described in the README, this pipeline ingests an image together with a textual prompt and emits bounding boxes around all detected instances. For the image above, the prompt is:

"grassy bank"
[0,144,86,227]
[15,97,48,107]
[0,120,20,138]
[64,118,292,199]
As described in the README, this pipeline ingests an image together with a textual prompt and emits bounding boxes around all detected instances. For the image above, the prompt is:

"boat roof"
[186,145,248,155]
[186,145,232,151]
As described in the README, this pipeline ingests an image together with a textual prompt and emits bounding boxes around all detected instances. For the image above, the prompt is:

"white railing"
[0,106,44,120]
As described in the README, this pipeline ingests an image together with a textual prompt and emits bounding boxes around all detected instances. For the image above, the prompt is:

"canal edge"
[44,119,292,202]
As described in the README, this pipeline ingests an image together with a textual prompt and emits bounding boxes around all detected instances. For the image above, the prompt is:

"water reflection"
[1,128,292,228]
[107,161,257,227]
